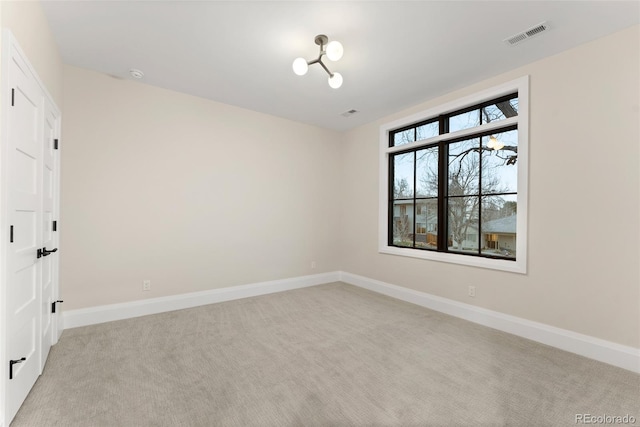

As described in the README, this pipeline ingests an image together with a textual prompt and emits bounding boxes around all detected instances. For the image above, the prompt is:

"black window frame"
[388,93,518,261]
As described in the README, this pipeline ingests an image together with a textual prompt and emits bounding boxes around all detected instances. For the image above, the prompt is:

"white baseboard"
[63,272,340,329]
[339,272,640,374]
[62,270,639,373]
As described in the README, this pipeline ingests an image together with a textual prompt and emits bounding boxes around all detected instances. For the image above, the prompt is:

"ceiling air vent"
[504,22,549,46]
[341,109,359,118]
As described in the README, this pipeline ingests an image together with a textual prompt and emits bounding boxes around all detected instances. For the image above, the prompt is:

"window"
[379,77,528,273]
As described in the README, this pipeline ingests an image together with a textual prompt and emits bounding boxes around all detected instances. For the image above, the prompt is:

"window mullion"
[413,151,417,248]
[388,130,394,246]
[478,136,482,255]
[437,115,448,252]
[388,154,394,246]
[477,109,483,255]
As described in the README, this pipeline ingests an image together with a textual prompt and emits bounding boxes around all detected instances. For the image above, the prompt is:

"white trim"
[340,271,640,373]
[63,272,340,329]
[0,32,10,427]
[379,246,525,274]
[379,76,529,274]
[57,317,64,340]
[52,99,62,344]
[62,270,640,373]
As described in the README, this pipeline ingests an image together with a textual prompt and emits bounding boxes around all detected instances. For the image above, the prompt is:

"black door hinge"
[11,88,15,106]
[52,300,64,314]
[9,357,26,380]
[54,139,59,150]
[53,221,57,232]
[10,225,14,243]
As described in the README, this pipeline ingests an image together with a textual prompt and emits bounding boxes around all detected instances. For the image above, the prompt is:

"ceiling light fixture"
[293,34,343,89]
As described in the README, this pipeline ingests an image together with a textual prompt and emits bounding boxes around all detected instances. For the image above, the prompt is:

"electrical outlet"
[468,286,476,297]
[311,261,317,269]
[143,280,151,291]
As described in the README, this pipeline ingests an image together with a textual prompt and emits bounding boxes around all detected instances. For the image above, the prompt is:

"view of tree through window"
[389,94,518,260]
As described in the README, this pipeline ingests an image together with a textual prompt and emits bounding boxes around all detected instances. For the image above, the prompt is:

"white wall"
[339,26,640,348]
[0,0,63,105]
[60,25,639,350]
[61,65,342,310]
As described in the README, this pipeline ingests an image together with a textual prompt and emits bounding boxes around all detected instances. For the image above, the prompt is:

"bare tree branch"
[496,101,518,118]
[449,145,518,165]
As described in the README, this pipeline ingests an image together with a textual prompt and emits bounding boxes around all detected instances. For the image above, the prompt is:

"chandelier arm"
[317,59,334,78]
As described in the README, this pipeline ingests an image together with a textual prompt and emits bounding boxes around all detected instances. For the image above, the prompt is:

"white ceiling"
[40,1,639,131]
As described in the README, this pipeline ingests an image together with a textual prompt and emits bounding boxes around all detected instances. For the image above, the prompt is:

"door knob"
[41,247,58,257]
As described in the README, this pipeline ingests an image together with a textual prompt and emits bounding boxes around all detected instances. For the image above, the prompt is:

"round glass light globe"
[328,72,343,89]
[292,58,308,76]
[326,41,344,61]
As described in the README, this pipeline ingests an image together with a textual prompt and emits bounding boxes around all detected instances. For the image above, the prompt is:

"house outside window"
[379,77,528,274]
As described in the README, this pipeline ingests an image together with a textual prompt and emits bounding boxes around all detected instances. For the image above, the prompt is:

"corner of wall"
[0,0,63,105]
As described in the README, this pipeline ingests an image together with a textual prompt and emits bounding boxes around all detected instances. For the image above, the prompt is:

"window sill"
[379,245,526,274]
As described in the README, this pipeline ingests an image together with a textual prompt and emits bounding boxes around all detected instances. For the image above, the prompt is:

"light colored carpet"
[11,282,639,426]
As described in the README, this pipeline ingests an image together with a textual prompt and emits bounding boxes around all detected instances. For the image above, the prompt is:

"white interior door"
[40,101,59,368]
[4,39,44,424]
